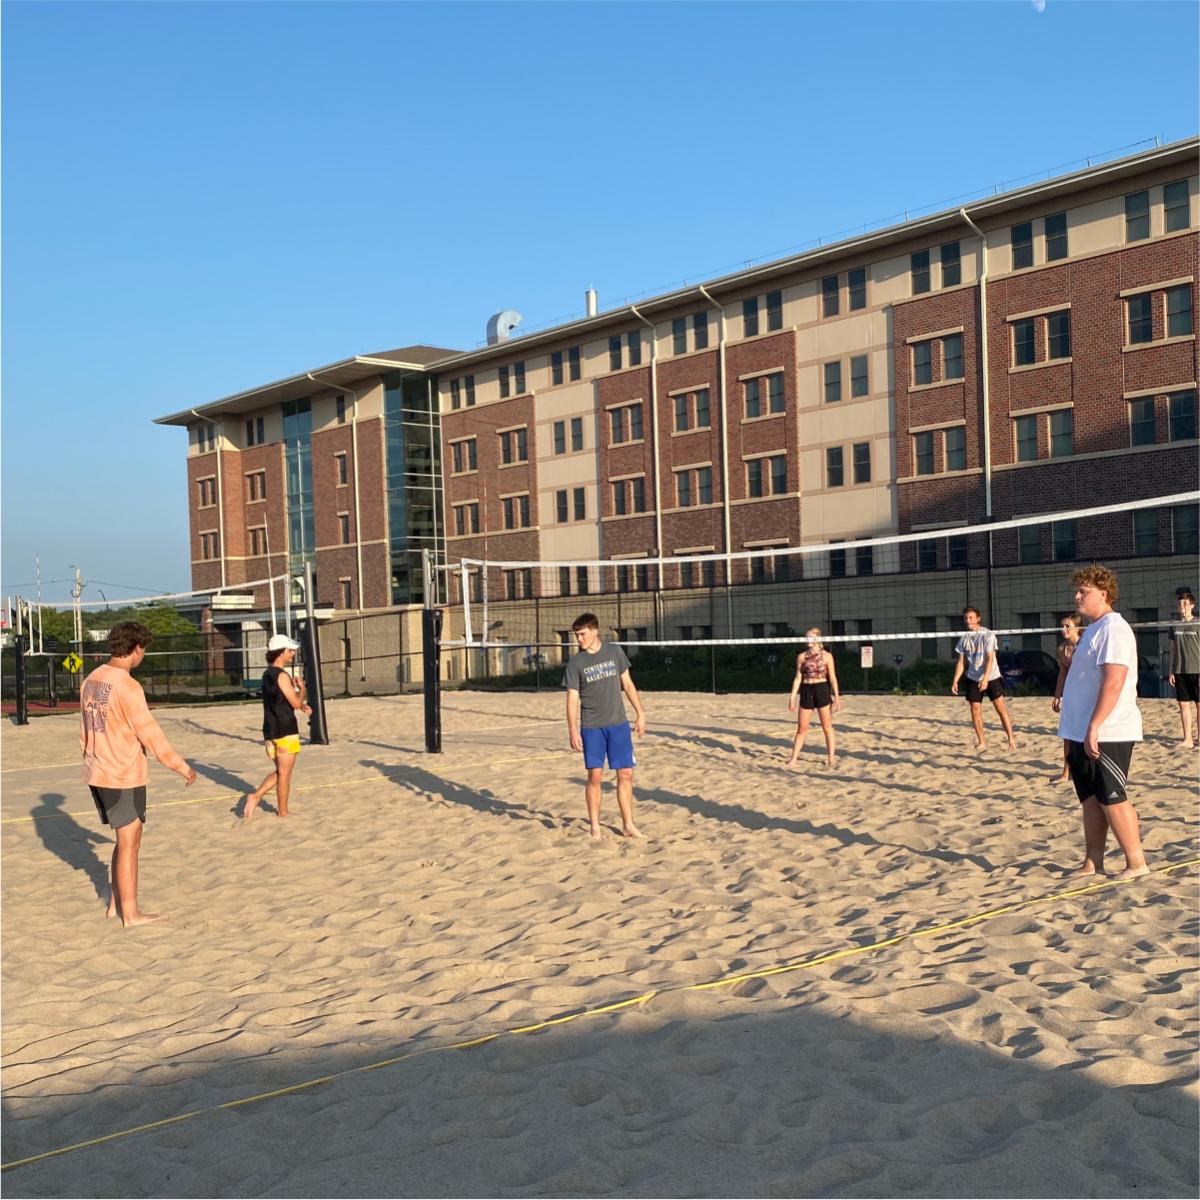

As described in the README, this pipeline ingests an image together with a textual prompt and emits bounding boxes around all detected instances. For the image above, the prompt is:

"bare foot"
[589,827,603,842]
[122,912,167,928]
[105,895,119,919]
[1112,864,1151,881]
[622,825,644,839]
[784,757,800,769]
[1183,740,1195,749]
[1007,739,1018,751]
[826,756,837,769]
[242,794,259,823]
[1047,773,1070,786]
[1065,862,1105,880]
[975,741,986,751]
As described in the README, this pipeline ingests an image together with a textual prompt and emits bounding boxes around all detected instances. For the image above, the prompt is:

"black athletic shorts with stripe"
[1065,741,1135,806]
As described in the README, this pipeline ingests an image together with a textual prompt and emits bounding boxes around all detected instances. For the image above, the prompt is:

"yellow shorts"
[266,735,302,758]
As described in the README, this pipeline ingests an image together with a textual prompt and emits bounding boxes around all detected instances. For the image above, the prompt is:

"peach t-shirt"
[80,664,185,788]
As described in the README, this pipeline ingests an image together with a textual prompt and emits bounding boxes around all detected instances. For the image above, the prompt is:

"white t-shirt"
[954,629,1001,682]
[1058,611,1142,743]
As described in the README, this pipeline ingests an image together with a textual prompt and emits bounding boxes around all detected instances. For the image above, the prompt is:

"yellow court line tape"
[2,858,1195,1174]
[0,752,577,825]
[0,761,84,774]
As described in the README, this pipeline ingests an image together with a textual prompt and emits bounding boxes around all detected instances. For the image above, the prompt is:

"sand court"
[2,690,1197,1197]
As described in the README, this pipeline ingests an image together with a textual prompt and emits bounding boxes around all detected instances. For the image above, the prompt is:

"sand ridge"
[2,691,1197,1197]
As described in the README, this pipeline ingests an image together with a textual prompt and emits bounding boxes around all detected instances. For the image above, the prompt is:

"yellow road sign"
[62,653,82,673]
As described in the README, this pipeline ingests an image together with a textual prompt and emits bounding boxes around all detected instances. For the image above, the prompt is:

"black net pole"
[47,656,58,708]
[423,607,442,753]
[14,635,29,725]
[301,562,330,745]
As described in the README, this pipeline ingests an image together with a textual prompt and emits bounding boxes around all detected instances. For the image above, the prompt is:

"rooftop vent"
[486,310,523,345]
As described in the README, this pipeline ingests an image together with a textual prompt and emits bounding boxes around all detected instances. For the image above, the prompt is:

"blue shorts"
[581,723,636,770]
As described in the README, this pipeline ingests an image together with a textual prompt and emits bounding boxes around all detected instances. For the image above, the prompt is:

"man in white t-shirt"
[1057,564,1148,881]
[951,606,1017,750]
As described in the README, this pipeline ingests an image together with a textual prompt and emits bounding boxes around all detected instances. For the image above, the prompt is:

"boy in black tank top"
[243,635,310,822]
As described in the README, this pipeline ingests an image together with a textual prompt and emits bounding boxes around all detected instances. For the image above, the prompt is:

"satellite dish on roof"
[486,310,523,345]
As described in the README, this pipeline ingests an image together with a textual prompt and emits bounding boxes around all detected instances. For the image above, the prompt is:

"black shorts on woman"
[799,682,833,710]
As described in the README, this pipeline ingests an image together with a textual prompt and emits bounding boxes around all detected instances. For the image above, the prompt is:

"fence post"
[14,635,29,725]
[535,595,541,693]
[709,586,717,694]
[47,656,58,708]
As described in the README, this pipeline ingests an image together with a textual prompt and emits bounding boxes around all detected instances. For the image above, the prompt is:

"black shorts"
[90,786,147,829]
[965,677,1005,703]
[799,682,833,710]
[1065,741,1135,806]
[1176,674,1200,703]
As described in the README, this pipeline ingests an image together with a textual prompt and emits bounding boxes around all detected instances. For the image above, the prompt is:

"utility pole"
[70,566,85,654]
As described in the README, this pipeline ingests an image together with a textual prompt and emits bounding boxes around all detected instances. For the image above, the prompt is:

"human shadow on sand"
[359,759,559,830]
[30,792,112,902]
[635,784,996,870]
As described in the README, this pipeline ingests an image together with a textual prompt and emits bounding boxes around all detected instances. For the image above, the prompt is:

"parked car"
[996,649,1059,693]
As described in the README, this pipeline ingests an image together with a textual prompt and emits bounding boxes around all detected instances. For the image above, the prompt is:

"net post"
[47,654,58,708]
[422,550,442,753]
[13,632,29,725]
[300,560,330,745]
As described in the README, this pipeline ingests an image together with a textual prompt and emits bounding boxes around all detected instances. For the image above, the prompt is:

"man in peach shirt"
[80,621,196,927]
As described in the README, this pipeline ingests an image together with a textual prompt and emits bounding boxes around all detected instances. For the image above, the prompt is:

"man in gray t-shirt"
[563,613,647,840]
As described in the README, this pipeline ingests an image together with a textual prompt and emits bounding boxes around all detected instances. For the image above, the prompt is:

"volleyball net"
[434,492,1199,694]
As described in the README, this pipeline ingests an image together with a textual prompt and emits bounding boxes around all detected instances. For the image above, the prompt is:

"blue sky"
[3,0,1197,605]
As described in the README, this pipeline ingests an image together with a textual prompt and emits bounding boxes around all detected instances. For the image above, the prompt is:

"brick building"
[159,139,1198,661]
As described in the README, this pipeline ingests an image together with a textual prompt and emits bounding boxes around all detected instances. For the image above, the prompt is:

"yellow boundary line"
[0,753,575,826]
[3,856,1196,1174]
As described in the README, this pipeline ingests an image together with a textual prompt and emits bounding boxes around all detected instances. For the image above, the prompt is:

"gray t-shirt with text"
[563,641,631,728]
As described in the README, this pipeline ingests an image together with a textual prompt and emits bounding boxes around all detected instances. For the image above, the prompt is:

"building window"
[826,446,844,487]
[1167,285,1193,337]
[914,431,935,476]
[856,543,874,576]
[499,365,510,398]
[943,333,963,380]
[245,416,265,446]
[573,487,586,520]
[913,341,932,386]
[1015,414,1038,462]
[693,312,709,350]
[829,546,847,578]
[335,454,348,486]
[1047,311,1071,359]
[919,616,938,659]
[743,297,759,338]
[1044,212,1068,261]
[822,274,839,317]
[1169,390,1197,441]
[576,566,590,595]
[761,372,783,413]
[1053,519,1076,562]
[677,469,693,507]
[556,490,568,523]
[246,470,266,501]
[1018,612,1042,652]
[570,416,584,450]
[450,379,461,410]
[747,454,787,499]
[559,566,572,596]
[627,332,641,366]
[610,403,643,444]
[852,442,871,484]
[614,478,645,516]
[451,438,477,474]
[848,268,866,311]
[1127,293,1153,344]
[1125,189,1151,242]
[919,541,937,572]
[946,426,966,471]
[504,569,532,600]
[765,289,783,330]
[552,350,565,384]
[948,535,968,570]
[745,377,762,419]
[698,466,712,504]
[1019,524,1041,565]
[674,393,690,432]
[198,477,215,507]
[941,241,961,287]
[1173,505,1199,553]
[911,249,931,294]
[608,336,622,372]
[502,494,530,530]
[824,361,842,403]
[1050,409,1073,458]
[631,477,645,512]
[1013,319,1036,366]
[1133,509,1159,556]
[568,345,581,379]
[672,317,687,355]
[465,376,475,406]
[1011,221,1033,269]
[200,531,219,560]
[499,427,528,464]
[553,420,566,455]
[1165,179,1191,233]
[850,354,869,397]
[1129,397,1156,446]
[613,480,628,516]
[695,388,711,428]
[338,513,351,544]
[338,579,352,610]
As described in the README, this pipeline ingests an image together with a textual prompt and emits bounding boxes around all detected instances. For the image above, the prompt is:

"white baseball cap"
[267,634,301,652]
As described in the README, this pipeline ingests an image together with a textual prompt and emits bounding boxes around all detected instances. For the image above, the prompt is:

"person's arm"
[825,651,842,711]
[1052,647,1070,710]
[1085,663,1128,759]
[278,672,312,716]
[788,654,803,711]
[1169,631,1180,685]
[566,688,583,751]
[950,653,965,694]
[982,635,998,684]
[123,683,196,784]
[620,670,646,737]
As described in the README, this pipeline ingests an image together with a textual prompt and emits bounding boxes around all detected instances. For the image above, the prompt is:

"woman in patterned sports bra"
[1049,612,1082,785]
[787,627,842,768]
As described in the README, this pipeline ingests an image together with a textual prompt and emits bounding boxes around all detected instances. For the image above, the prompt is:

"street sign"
[860,645,874,668]
[62,653,82,673]
[893,654,905,666]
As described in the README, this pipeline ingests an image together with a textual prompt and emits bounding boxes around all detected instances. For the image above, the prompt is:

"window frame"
[940,241,961,287]
[1166,284,1193,338]
[1164,179,1191,233]
[852,441,871,484]
[821,274,839,318]
[911,249,931,295]
[826,446,844,488]
[847,267,866,311]
[1011,221,1033,269]
[1014,413,1039,462]
[1044,212,1068,261]
[1125,189,1151,242]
